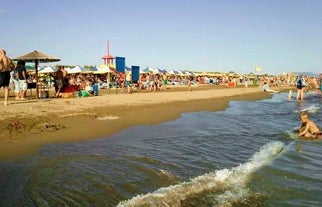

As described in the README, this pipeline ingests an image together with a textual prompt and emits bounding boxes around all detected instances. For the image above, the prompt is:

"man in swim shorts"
[54,66,66,97]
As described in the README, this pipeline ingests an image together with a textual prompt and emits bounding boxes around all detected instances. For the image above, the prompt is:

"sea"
[0,91,321,207]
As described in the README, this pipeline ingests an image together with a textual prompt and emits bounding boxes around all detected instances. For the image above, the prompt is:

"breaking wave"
[117,141,284,207]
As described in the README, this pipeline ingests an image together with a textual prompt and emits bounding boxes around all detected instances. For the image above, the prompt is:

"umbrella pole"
[35,60,39,98]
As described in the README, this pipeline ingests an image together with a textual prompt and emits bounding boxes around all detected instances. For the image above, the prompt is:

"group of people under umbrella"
[0,48,60,105]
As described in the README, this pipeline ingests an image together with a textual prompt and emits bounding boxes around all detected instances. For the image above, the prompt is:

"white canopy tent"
[38,66,57,74]
[93,65,114,74]
[68,65,86,74]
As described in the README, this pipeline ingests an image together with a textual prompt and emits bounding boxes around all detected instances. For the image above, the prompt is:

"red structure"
[102,41,115,65]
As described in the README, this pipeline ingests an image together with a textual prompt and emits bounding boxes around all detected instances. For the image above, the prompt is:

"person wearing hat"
[0,49,16,105]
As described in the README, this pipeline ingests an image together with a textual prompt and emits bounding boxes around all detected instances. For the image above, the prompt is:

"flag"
[255,66,261,72]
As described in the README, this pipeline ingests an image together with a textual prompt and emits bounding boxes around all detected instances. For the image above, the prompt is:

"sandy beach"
[0,85,282,160]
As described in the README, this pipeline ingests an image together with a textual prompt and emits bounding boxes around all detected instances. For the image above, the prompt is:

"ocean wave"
[294,105,320,113]
[117,141,284,207]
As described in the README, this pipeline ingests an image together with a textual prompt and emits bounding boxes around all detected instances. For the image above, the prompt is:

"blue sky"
[1,0,322,74]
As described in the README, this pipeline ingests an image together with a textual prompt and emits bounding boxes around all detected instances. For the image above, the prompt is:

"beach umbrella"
[13,50,60,98]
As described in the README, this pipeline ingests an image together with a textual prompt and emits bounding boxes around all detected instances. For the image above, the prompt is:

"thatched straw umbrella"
[13,50,60,98]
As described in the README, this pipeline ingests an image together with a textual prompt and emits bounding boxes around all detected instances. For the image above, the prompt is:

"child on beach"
[263,82,280,93]
[298,111,322,139]
[288,90,293,100]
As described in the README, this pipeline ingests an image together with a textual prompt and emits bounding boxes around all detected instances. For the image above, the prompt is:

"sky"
[1,0,322,74]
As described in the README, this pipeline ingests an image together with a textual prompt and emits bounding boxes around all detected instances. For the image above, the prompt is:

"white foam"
[294,105,320,113]
[285,129,299,140]
[117,141,284,207]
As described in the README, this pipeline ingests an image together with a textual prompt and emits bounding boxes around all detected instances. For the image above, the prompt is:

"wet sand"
[0,85,282,160]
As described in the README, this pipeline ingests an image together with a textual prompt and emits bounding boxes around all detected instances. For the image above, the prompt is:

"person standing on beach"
[54,66,66,98]
[15,60,28,100]
[0,49,16,105]
[244,77,248,87]
[148,71,155,91]
[188,76,193,91]
[125,70,132,93]
[12,64,20,100]
[162,72,168,91]
[118,72,125,93]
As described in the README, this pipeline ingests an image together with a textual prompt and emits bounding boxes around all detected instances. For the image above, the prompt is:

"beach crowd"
[0,47,322,161]
[1,48,322,103]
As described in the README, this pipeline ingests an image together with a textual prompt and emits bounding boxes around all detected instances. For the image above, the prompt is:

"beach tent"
[38,66,57,74]
[65,67,71,73]
[293,72,319,77]
[87,65,100,74]
[157,68,167,73]
[81,66,99,74]
[86,65,100,73]
[177,70,185,76]
[167,70,179,75]
[125,66,131,72]
[184,71,195,76]
[93,65,116,84]
[93,65,114,74]
[140,67,150,74]
[68,65,86,74]
[150,67,166,74]
[143,66,156,73]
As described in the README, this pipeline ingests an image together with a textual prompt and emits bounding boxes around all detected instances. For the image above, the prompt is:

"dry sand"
[0,85,285,160]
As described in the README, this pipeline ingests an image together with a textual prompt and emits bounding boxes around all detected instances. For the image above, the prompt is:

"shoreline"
[0,85,282,161]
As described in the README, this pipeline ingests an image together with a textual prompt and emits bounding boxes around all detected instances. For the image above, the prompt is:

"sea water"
[0,91,321,207]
